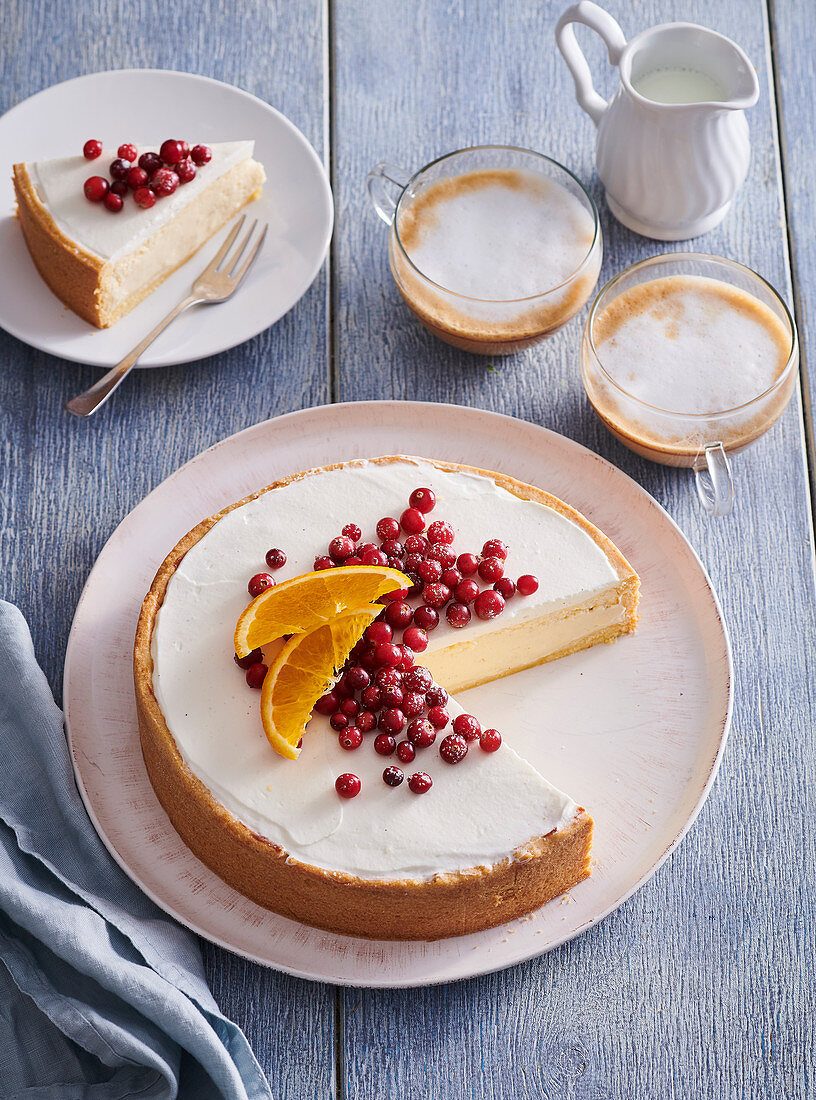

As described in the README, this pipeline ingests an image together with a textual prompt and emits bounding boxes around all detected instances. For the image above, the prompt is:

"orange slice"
[260,607,381,759]
[234,565,410,657]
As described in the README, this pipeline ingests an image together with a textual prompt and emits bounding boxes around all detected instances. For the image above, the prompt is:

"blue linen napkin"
[0,601,273,1100]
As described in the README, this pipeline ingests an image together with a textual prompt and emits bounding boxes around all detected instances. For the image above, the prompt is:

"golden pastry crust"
[134,456,637,939]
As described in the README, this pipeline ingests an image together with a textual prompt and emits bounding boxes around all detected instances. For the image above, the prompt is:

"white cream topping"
[150,458,618,880]
[31,141,254,262]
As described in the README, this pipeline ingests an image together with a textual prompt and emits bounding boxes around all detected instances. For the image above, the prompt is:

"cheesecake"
[134,456,639,939]
[13,141,265,327]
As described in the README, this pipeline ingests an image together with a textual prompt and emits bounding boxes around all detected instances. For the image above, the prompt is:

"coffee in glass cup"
[581,254,798,514]
[368,146,602,355]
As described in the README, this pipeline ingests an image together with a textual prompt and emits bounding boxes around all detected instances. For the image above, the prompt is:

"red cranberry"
[439,733,468,764]
[328,535,355,563]
[315,690,339,715]
[361,549,389,566]
[454,579,479,604]
[441,568,462,589]
[427,705,449,730]
[109,180,129,197]
[382,538,405,558]
[385,601,413,629]
[83,139,102,160]
[427,546,457,569]
[426,684,448,708]
[175,158,197,184]
[265,547,287,570]
[373,642,401,669]
[339,726,363,750]
[124,165,147,190]
[446,602,471,628]
[456,552,480,576]
[474,590,505,620]
[313,555,334,570]
[374,667,401,690]
[366,622,393,645]
[150,168,179,196]
[335,773,361,798]
[345,556,362,567]
[334,676,353,700]
[423,583,451,609]
[245,662,267,689]
[383,766,404,787]
[417,558,442,584]
[330,712,349,732]
[397,644,415,671]
[494,577,516,600]
[109,158,131,181]
[407,718,435,748]
[133,186,156,209]
[400,507,426,535]
[340,698,359,718]
[248,572,275,597]
[478,556,505,583]
[517,574,540,596]
[402,691,426,717]
[345,666,370,691]
[396,740,416,763]
[361,685,382,711]
[191,143,212,165]
[480,728,502,752]
[408,772,433,794]
[376,517,400,541]
[379,683,404,709]
[413,606,439,632]
[378,708,406,735]
[404,534,429,554]
[117,142,138,162]
[374,733,396,756]
[453,713,481,742]
[403,552,424,575]
[358,542,378,557]
[427,520,455,545]
[482,539,508,560]
[405,576,424,599]
[138,151,162,174]
[381,585,409,603]
[342,523,361,541]
[357,710,377,733]
[403,626,428,652]
[409,487,436,513]
[234,647,262,670]
[103,191,123,213]
[83,176,108,202]
[403,666,433,693]
[159,138,187,164]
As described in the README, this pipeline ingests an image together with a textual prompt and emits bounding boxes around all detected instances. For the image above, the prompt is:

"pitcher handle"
[367,163,412,225]
[693,442,735,517]
[555,2,627,127]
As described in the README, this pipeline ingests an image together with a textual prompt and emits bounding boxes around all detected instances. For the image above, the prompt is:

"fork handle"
[64,293,201,417]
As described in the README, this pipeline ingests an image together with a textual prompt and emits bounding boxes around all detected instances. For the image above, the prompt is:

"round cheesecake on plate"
[13,141,265,327]
[134,456,639,939]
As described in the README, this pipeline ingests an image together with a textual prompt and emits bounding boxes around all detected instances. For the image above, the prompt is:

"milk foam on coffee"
[592,275,790,415]
[397,169,595,300]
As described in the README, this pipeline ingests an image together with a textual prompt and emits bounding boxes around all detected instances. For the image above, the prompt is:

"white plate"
[63,402,732,987]
[0,70,333,368]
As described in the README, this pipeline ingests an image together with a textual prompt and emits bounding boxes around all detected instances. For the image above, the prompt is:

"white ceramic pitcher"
[556,2,759,240]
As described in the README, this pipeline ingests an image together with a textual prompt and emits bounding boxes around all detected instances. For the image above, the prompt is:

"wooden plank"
[0,1,334,1096]
[332,1,815,1097]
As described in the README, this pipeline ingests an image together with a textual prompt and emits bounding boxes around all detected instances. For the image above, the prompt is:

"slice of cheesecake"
[134,456,639,939]
[13,141,265,328]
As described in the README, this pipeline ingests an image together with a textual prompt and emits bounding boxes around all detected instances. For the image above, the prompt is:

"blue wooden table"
[2,1,813,1096]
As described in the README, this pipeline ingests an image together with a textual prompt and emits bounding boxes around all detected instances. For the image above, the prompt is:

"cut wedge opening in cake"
[134,456,639,940]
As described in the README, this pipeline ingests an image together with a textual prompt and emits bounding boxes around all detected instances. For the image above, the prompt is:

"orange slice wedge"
[260,607,381,759]
[234,565,410,658]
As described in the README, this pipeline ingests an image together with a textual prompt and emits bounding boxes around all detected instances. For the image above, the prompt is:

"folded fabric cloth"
[0,601,273,1100]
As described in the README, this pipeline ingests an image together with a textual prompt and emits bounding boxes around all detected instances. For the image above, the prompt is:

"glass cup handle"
[555,2,627,126]
[366,163,411,225]
[693,442,735,517]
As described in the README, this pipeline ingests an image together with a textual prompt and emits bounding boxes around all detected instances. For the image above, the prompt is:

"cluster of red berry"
[81,138,212,213]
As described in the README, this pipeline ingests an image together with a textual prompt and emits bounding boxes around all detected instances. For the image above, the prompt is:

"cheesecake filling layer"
[31,141,256,261]
[150,458,618,880]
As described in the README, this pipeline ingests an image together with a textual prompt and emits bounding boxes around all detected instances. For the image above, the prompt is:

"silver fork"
[65,216,267,417]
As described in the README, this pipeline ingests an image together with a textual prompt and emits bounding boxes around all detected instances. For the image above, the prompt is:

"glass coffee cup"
[367,146,602,355]
[581,254,798,515]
